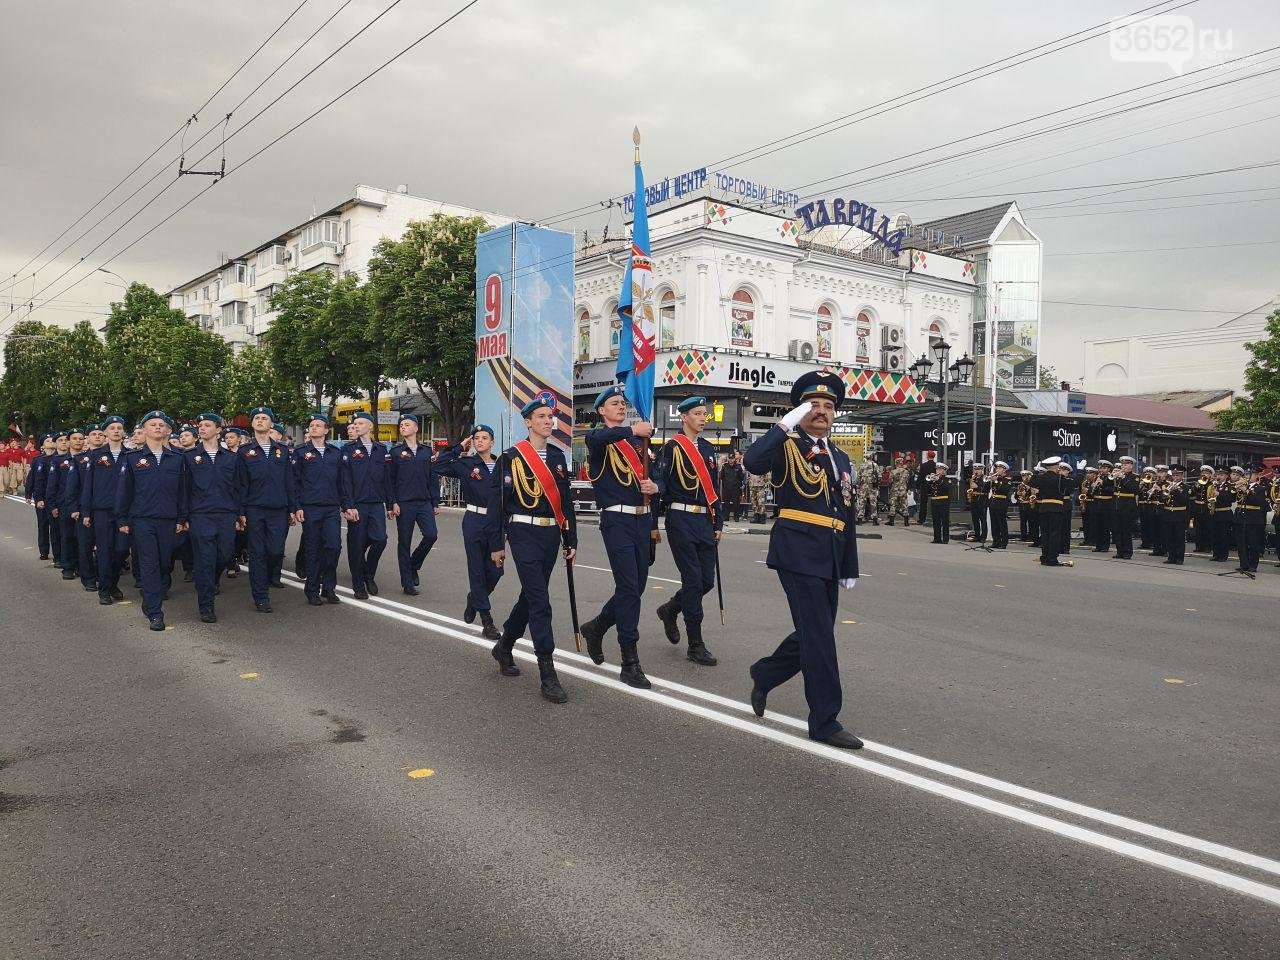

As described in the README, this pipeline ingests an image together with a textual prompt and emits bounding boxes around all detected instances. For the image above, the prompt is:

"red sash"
[611,438,645,479]
[671,434,719,508]
[513,440,566,530]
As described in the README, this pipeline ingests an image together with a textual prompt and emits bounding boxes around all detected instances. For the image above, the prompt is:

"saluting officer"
[743,371,861,749]
[80,416,129,604]
[184,412,244,623]
[24,433,56,560]
[485,396,577,704]
[239,406,296,614]
[339,411,393,600]
[987,461,1012,549]
[1112,456,1140,559]
[115,411,188,631]
[655,395,722,667]
[387,413,458,595]
[437,424,505,640]
[1032,456,1069,566]
[579,384,661,687]
[293,413,347,606]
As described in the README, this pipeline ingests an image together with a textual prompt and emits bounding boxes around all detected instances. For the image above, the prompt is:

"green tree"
[55,321,110,426]
[264,270,364,416]
[330,275,390,418]
[106,313,231,425]
[368,214,488,442]
[221,344,308,425]
[1213,307,1280,431]
[1,320,69,430]
[105,282,183,341]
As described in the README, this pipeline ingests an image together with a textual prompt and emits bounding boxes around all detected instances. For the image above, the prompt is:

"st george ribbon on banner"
[616,130,656,423]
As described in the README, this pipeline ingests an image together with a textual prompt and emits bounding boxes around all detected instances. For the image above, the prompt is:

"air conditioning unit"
[788,339,817,361]
[881,325,903,348]
[883,349,904,372]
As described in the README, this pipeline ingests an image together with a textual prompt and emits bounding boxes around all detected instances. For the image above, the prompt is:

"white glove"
[839,578,858,590]
[779,401,812,431]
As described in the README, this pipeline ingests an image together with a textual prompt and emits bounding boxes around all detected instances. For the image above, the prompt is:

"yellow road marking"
[842,619,857,624]
[1164,678,1185,685]
[239,672,259,679]
[1186,608,1197,612]
[164,625,174,631]
[407,768,435,779]
[117,600,132,605]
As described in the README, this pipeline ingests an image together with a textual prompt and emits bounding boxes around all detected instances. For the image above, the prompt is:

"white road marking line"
[575,562,681,585]
[268,571,1280,906]
[273,567,1280,881]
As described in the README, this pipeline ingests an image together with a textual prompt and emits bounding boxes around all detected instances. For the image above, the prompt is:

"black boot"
[580,613,610,664]
[464,593,476,624]
[686,622,718,666]
[656,599,681,644]
[479,610,501,641]
[491,631,520,676]
[537,654,567,703]
[619,642,651,689]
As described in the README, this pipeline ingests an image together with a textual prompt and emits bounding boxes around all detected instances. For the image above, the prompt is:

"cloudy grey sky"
[2,0,1277,382]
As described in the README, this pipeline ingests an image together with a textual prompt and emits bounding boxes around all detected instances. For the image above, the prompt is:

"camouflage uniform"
[856,458,880,524]
[748,470,768,522]
[887,462,911,525]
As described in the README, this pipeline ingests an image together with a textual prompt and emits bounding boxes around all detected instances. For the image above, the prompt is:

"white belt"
[509,513,558,527]
[603,504,649,515]
[465,504,488,515]
[668,502,708,514]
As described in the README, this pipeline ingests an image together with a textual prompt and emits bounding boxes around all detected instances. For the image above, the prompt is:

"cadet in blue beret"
[485,394,576,702]
[578,384,661,686]
[25,432,58,560]
[239,405,297,613]
[182,412,244,622]
[115,411,189,630]
[743,370,863,749]
[435,423,504,636]
[52,427,86,581]
[655,395,722,667]
[43,430,73,569]
[80,414,130,603]
[340,410,393,600]
[387,412,459,595]
[293,413,347,605]
[67,423,108,591]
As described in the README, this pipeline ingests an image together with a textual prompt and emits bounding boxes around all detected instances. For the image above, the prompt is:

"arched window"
[605,300,622,359]
[816,303,834,359]
[854,309,874,365]
[577,307,591,362]
[659,289,676,350]
[730,289,754,348]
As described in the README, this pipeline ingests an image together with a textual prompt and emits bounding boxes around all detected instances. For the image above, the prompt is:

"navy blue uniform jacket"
[114,447,187,522]
[239,440,296,512]
[184,445,244,517]
[484,445,578,552]
[340,440,393,509]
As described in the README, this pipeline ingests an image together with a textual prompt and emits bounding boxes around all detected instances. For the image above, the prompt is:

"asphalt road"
[2,495,1277,959]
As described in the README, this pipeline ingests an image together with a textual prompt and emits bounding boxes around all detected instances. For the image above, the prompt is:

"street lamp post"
[96,267,127,289]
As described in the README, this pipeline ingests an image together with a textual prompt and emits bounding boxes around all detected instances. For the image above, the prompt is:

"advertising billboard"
[474,224,576,457]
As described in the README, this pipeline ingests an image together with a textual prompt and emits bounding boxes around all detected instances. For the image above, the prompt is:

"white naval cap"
[1200,465,1214,473]
[1041,456,1062,467]
[1119,456,1135,464]
[1231,465,1246,474]
[1098,459,1112,467]
[1085,465,1098,472]
[1141,465,1155,473]
[1156,464,1169,471]
[995,460,1009,469]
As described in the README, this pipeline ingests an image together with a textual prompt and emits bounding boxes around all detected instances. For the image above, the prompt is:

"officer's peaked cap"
[790,370,845,408]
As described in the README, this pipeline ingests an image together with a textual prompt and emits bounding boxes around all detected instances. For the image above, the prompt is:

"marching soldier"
[1210,466,1237,563]
[1091,459,1115,553]
[339,411,393,600]
[1112,456,1140,559]
[80,416,129,604]
[172,424,199,582]
[437,425,505,640]
[222,427,248,579]
[49,428,82,580]
[293,413,347,606]
[239,406,296,614]
[1235,464,1270,574]
[855,455,879,525]
[885,457,910,526]
[387,413,458,596]
[1191,465,1214,553]
[655,396,721,667]
[965,463,987,543]
[579,385,661,686]
[987,461,1012,549]
[928,461,951,543]
[1032,456,1070,566]
[115,411,188,631]
[23,433,56,560]
[743,370,862,750]
[1160,466,1190,565]
[67,424,103,592]
[747,468,768,523]
[183,413,243,623]
[485,397,577,704]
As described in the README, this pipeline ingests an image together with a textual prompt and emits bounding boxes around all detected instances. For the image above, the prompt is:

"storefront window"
[577,308,590,362]
[730,289,754,348]
[816,304,833,359]
[659,290,676,349]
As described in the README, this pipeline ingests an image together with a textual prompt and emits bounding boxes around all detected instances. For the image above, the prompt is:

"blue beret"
[790,370,846,407]
[140,410,174,429]
[272,422,285,434]
[351,411,375,424]
[179,424,199,437]
[101,416,125,428]
[471,423,494,438]
[594,384,626,410]
[248,406,275,420]
[228,426,250,438]
[398,413,419,425]
[84,424,100,433]
[677,396,708,414]
[520,395,555,418]
[195,411,223,426]
[306,412,329,426]
[68,427,85,437]
[55,431,69,440]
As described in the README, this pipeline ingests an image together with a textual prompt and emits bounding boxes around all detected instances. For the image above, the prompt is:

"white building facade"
[169,183,512,352]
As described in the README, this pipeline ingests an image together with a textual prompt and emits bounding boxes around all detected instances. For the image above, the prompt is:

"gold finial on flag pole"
[633,126,641,163]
